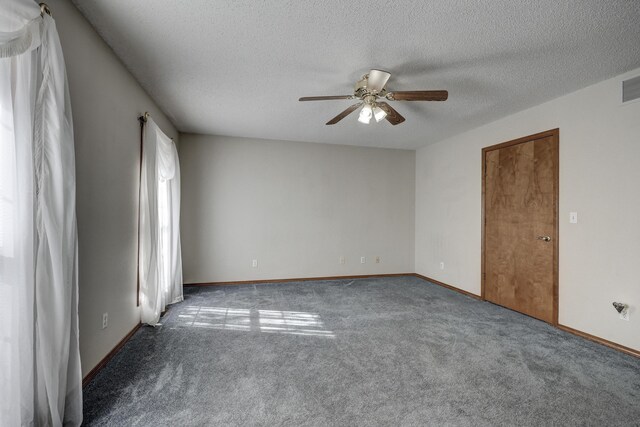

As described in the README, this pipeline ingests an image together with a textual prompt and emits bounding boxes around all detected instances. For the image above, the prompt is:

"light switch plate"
[569,212,578,224]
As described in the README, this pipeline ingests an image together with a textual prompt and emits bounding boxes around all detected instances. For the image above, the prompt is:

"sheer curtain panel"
[139,118,183,326]
[0,1,82,425]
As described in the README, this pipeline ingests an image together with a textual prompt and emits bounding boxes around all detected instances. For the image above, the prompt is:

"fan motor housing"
[354,76,368,97]
[354,75,387,99]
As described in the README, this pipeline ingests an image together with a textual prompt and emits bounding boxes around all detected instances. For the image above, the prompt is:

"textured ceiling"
[71,0,640,149]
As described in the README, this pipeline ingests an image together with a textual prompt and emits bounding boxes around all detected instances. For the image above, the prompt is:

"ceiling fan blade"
[386,90,448,101]
[326,102,363,125]
[299,95,355,101]
[376,102,406,125]
[367,69,391,92]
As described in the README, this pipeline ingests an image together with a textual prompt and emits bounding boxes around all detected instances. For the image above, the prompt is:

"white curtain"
[139,118,183,325]
[0,2,82,426]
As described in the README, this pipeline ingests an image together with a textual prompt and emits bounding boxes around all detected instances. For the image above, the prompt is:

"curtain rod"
[138,112,151,123]
[40,3,52,17]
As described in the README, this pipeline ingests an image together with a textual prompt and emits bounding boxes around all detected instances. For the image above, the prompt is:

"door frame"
[481,128,560,325]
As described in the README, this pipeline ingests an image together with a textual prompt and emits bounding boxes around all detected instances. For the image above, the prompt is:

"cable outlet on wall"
[339,256,345,264]
[360,256,366,264]
[102,312,108,329]
[252,259,258,268]
[440,261,445,270]
[375,256,380,264]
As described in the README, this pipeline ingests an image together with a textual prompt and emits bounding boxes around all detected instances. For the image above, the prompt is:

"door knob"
[537,236,552,242]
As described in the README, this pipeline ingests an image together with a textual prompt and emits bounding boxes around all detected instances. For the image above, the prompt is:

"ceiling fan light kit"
[373,105,387,122]
[358,103,373,124]
[299,69,448,126]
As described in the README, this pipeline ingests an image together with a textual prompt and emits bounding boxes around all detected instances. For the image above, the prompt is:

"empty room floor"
[83,277,640,426]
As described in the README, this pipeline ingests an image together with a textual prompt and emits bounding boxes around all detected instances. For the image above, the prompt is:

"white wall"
[180,134,415,283]
[416,68,640,351]
[50,0,179,376]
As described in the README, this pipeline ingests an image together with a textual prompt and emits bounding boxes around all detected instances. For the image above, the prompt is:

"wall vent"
[622,75,640,103]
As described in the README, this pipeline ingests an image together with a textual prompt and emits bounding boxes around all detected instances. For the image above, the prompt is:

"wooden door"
[482,129,559,324]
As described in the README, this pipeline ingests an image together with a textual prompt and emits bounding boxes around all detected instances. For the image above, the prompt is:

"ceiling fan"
[299,69,448,125]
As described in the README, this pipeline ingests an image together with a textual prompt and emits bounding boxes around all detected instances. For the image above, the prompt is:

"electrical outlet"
[360,256,366,264]
[440,261,445,270]
[375,256,380,264]
[102,312,108,329]
[339,256,345,264]
[620,309,630,321]
[252,259,258,268]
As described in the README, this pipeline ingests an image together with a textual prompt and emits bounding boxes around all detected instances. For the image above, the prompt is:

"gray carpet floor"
[83,276,640,426]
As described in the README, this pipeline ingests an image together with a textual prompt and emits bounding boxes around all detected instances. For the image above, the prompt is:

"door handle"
[536,236,552,242]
